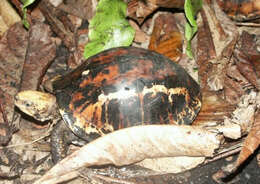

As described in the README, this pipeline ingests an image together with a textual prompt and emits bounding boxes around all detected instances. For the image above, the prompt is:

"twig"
[235,22,260,27]
[0,127,51,149]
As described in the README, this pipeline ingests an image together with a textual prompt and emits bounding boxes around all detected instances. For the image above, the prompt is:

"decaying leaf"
[34,125,222,184]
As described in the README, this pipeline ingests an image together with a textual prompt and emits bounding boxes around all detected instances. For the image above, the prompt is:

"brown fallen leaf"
[234,31,260,90]
[20,22,56,91]
[39,0,85,68]
[58,0,96,20]
[216,0,260,22]
[193,90,236,125]
[148,0,185,9]
[197,1,238,91]
[234,109,260,167]
[127,0,158,24]
[0,23,27,135]
[34,125,222,184]
[224,62,253,104]
[149,12,183,62]
[0,99,12,145]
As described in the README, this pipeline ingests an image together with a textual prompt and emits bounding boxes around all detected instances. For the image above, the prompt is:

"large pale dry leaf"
[137,156,205,173]
[34,125,221,184]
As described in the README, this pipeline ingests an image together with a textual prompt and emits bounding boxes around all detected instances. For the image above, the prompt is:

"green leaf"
[21,0,37,29]
[84,0,135,59]
[184,0,202,58]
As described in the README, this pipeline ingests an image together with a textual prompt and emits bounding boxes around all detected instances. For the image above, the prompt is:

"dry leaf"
[221,106,260,175]
[58,0,96,20]
[20,22,56,91]
[0,23,27,129]
[137,156,205,173]
[224,62,252,104]
[127,0,158,24]
[34,125,222,184]
[216,0,260,21]
[235,109,260,167]
[223,90,258,134]
[0,0,21,35]
[148,0,185,9]
[149,12,183,61]
[197,1,238,91]
[193,90,236,126]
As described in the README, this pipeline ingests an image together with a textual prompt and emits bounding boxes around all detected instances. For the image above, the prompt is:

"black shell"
[51,47,201,141]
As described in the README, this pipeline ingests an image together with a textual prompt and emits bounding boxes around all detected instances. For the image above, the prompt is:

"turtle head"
[14,90,57,122]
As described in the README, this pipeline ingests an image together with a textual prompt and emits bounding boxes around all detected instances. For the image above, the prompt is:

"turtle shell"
[52,47,201,141]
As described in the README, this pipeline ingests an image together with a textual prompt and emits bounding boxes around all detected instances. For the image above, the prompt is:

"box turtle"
[15,47,201,163]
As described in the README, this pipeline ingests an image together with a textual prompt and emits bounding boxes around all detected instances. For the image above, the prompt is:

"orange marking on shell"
[72,101,104,130]
[79,64,120,88]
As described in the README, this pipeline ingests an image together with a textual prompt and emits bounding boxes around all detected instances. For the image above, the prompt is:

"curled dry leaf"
[224,90,258,135]
[221,104,260,175]
[34,125,222,184]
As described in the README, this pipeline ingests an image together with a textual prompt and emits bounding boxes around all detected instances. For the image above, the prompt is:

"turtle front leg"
[51,121,87,163]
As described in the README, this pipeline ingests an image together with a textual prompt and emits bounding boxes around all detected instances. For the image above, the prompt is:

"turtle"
[14,47,201,163]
